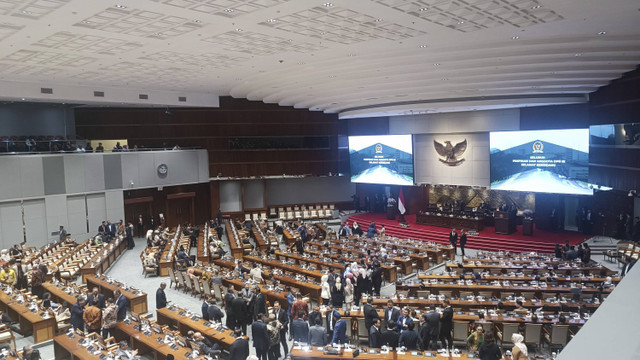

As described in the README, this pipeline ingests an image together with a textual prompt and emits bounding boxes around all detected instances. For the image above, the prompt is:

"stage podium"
[494,211,517,234]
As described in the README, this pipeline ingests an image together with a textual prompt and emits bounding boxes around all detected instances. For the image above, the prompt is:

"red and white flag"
[398,188,406,215]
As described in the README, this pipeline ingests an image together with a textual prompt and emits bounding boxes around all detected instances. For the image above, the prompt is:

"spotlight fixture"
[531,5,541,9]
[115,4,126,9]
[512,36,519,40]
[193,19,201,23]
[375,18,383,22]
[235,28,243,32]
[164,107,172,116]
[419,45,427,48]
[267,19,276,23]
[224,8,233,12]
[323,2,333,7]
[597,31,606,35]
[419,7,428,11]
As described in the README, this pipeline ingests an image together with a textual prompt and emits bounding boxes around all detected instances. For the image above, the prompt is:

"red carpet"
[346,213,587,254]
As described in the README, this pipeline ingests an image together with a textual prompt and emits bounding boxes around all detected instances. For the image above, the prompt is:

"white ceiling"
[0,0,639,117]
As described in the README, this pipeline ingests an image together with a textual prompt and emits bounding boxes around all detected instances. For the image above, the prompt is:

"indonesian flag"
[398,188,406,215]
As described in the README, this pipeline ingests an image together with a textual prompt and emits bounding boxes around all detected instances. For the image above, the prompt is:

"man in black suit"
[291,311,309,343]
[155,283,167,309]
[224,287,235,328]
[228,328,249,360]
[423,305,440,350]
[363,297,380,332]
[207,299,224,323]
[459,230,467,256]
[201,298,210,321]
[398,322,421,350]
[384,300,400,330]
[380,322,399,349]
[369,318,382,348]
[324,306,335,345]
[272,301,289,355]
[232,296,248,334]
[449,229,458,256]
[252,286,267,321]
[439,299,454,350]
[98,221,107,236]
[251,313,269,360]
[86,287,106,310]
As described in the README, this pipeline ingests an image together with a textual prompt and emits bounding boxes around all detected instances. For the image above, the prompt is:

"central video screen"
[489,129,591,195]
[348,135,414,186]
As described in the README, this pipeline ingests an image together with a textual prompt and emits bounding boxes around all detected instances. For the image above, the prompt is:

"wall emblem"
[157,164,168,178]
[434,139,467,166]
[532,141,544,153]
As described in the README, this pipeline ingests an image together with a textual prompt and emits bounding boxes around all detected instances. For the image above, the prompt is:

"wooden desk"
[253,225,268,252]
[226,222,245,259]
[43,282,84,307]
[244,255,326,281]
[113,319,204,360]
[305,247,398,283]
[290,348,478,360]
[197,227,209,264]
[53,333,110,360]
[365,296,600,311]
[156,306,236,350]
[86,275,148,316]
[417,212,485,232]
[80,238,126,283]
[417,272,622,284]
[446,262,617,276]
[274,250,345,272]
[0,288,55,343]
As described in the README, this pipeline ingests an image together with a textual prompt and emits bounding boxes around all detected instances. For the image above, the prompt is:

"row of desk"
[0,287,55,344]
[79,238,126,283]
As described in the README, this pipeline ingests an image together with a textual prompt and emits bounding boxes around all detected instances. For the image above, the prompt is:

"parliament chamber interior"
[0,1,639,360]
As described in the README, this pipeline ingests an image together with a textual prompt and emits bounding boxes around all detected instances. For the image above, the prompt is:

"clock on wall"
[157,163,168,178]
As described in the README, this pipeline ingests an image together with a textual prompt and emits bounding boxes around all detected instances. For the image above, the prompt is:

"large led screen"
[489,129,591,195]
[348,135,414,186]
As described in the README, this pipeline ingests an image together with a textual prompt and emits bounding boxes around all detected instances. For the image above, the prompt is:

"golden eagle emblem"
[434,139,467,166]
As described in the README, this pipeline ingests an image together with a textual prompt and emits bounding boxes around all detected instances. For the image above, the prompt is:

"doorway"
[167,194,195,227]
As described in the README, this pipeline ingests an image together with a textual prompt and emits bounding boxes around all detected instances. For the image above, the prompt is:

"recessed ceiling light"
[531,5,541,9]
[153,32,163,36]
[235,28,242,32]
[115,4,126,9]
[442,78,448,80]
[193,19,201,23]
[419,7,428,11]
[347,53,356,57]
[22,10,32,15]
[574,53,582,56]
[512,36,519,40]
[320,31,326,35]
[375,18,383,22]
[21,98,25,101]
[81,20,91,24]
[224,8,234,12]
[457,21,465,24]
[297,61,305,64]
[267,19,276,23]
[419,45,428,48]
[323,3,333,7]
[597,31,606,35]
[433,63,440,66]
[329,75,336,78]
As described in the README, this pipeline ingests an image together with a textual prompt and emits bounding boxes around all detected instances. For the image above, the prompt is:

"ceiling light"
[267,19,276,23]
[329,75,336,78]
[375,18,383,22]
[442,78,448,80]
[574,53,582,56]
[512,36,519,40]
[320,31,326,35]
[235,28,242,32]
[457,21,465,24]
[297,61,305,64]
[323,3,333,7]
[22,10,32,15]
[21,98,25,101]
[419,45,428,48]
[597,31,606,35]
[433,63,440,66]
[193,19,201,23]
[531,5,541,9]
[115,4,126,9]
[153,32,163,36]
[224,8,234,12]
[419,7,428,11]
[81,20,91,24]
[347,53,356,57]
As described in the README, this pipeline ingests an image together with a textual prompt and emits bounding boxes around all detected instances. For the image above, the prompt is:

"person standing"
[423,305,440,350]
[449,229,458,256]
[102,298,118,338]
[369,318,382,348]
[439,299,454,350]
[331,313,346,345]
[29,265,45,298]
[363,297,380,332]
[224,287,236,328]
[207,300,224,323]
[272,301,289,355]
[251,313,269,360]
[253,287,267,321]
[83,299,102,335]
[156,283,167,309]
[459,230,467,256]
[267,315,283,360]
[291,312,309,343]
[229,328,249,360]
[70,296,85,332]
[126,223,134,249]
[114,290,127,321]
[59,226,68,241]
[320,275,331,306]
[291,293,309,321]
[137,215,145,238]
[232,296,249,334]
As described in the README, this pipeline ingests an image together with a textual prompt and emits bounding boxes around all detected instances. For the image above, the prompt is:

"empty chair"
[183,275,193,294]
[500,292,515,299]
[439,290,453,298]
[478,291,494,299]
[202,280,213,299]
[356,318,368,345]
[212,283,223,300]
[460,291,474,298]
[416,290,430,298]
[524,323,543,349]
[496,323,520,348]
[396,290,409,298]
[520,292,536,300]
[543,325,570,351]
[452,321,470,342]
[269,208,277,217]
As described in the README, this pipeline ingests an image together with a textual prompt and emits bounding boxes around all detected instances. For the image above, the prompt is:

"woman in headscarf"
[344,273,355,309]
[321,275,331,306]
[366,222,378,238]
[511,333,528,360]
[331,277,344,308]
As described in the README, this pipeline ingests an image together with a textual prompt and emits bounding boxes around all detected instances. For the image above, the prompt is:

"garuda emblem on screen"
[434,139,467,166]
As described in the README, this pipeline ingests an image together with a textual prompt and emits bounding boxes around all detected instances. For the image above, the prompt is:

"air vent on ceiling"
[93,91,104,97]
[178,96,187,102]
[40,87,53,94]
[139,94,148,100]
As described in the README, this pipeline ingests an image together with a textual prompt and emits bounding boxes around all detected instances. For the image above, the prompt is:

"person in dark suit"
[98,221,107,235]
[201,298,210,321]
[224,287,236,328]
[449,229,458,256]
[58,226,68,241]
[156,283,167,309]
[398,322,421,350]
[363,297,380,331]
[369,318,382,348]
[191,332,221,357]
[331,313,347,345]
[70,296,85,331]
[251,313,269,360]
[253,287,267,321]
[380,322,399,349]
[423,305,440,350]
[459,230,467,256]
[384,300,400,330]
[229,328,249,360]
[114,290,127,321]
[232,296,249,334]
[396,308,413,333]
[439,300,454,350]
[207,300,224,323]
[86,287,106,310]
[273,301,289,355]
[309,306,323,327]
[324,306,335,344]
[291,311,309,343]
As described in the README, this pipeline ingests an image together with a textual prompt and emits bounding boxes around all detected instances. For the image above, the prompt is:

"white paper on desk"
[345,348,353,352]
[293,346,302,350]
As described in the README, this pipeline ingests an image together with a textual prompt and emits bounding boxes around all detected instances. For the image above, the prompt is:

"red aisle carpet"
[346,213,588,254]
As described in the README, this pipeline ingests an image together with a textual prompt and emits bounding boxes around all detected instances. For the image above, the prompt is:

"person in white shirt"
[115,340,138,359]
[250,264,264,283]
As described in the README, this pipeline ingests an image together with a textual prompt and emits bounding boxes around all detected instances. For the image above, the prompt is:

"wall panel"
[266,177,354,206]
[243,180,265,209]
[23,199,47,247]
[46,195,68,242]
[219,181,242,212]
[86,193,106,234]
[0,202,23,248]
[66,195,87,236]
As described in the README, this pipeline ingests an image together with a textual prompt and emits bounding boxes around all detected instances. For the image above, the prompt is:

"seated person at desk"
[570,284,583,301]
[22,345,41,360]
[250,264,264,283]
[514,300,529,314]
[116,340,139,359]
[466,325,484,351]
[176,246,191,267]
[191,332,221,356]
[0,264,16,286]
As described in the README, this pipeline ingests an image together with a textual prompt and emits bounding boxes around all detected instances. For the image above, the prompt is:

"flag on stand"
[398,188,406,215]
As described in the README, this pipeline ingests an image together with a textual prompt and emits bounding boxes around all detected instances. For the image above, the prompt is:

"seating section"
[263,204,335,220]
